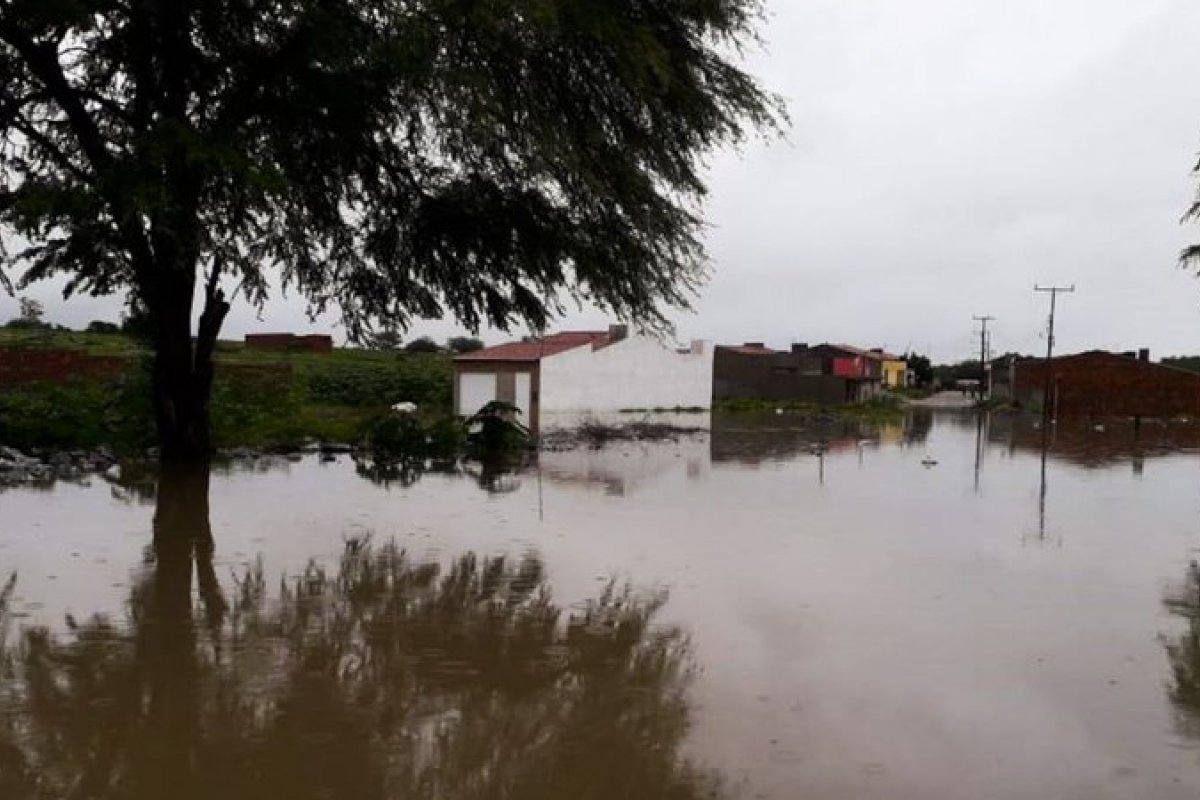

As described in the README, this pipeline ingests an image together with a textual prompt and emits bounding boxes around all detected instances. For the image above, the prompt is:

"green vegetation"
[0,331,452,452]
[0,1,781,460]
[1161,356,1200,374]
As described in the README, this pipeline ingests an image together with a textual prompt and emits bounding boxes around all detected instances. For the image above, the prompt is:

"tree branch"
[0,23,114,173]
[7,113,92,181]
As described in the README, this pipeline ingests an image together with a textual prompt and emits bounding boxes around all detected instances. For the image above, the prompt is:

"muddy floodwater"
[4,410,1200,799]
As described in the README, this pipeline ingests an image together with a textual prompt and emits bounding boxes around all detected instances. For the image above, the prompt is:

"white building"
[452,326,713,434]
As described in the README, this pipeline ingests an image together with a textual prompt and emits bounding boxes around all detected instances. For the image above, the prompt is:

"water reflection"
[709,412,929,465]
[1164,559,1200,739]
[0,466,724,800]
[977,414,1200,470]
[353,453,530,494]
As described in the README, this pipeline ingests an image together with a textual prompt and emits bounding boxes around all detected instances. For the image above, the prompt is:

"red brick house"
[1000,350,1200,418]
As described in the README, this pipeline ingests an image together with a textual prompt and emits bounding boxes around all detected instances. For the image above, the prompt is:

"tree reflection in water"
[0,466,724,800]
[354,453,528,494]
[1164,559,1200,739]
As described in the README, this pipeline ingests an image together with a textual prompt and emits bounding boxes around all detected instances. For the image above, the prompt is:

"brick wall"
[0,347,292,388]
[1013,352,1200,418]
[0,346,129,385]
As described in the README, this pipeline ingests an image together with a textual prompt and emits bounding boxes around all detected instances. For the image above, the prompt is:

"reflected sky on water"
[3,410,1200,798]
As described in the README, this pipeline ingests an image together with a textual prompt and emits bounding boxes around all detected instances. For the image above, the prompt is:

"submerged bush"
[466,401,530,454]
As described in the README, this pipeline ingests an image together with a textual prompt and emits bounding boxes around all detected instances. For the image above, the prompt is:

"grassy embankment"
[0,329,451,452]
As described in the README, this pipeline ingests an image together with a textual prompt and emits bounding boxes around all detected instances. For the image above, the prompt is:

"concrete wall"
[713,348,847,404]
[538,335,713,414]
[452,361,540,427]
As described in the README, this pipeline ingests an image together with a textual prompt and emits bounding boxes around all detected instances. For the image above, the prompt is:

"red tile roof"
[453,331,611,362]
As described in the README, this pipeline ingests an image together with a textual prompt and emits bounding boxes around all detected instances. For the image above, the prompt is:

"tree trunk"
[147,460,222,796]
[149,265,229,463]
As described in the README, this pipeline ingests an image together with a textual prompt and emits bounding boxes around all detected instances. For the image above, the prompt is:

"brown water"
[2,410,1200,799]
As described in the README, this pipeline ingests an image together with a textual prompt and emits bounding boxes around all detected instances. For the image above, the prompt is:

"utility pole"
[1034,285,1074,426]
[973,315,995,400]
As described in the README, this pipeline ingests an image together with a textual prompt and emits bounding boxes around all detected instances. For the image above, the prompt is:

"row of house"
[713,342,907,404]
[452,326,908,433]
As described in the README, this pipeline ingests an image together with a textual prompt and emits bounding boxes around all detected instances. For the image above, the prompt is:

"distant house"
[805,344,887,402]
[878,352,908,388]
[713,343,847,404]
[452,326,713,434]
[244,333,333,353]
[994,349,1200,418]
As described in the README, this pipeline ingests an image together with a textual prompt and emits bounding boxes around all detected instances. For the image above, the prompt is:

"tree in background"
[0,1,781,461]
[402,336,442,354]
[446,336,484,354]
[904,353,933,387]
[364,329,403,351]
[2,296,47,329]
[85,319,120,334]
[1185,149,1200,269]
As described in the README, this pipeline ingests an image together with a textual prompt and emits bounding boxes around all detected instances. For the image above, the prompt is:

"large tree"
[0,0,781,460]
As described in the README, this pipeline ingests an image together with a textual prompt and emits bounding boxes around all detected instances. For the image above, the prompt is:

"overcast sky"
[4,0,1200,364]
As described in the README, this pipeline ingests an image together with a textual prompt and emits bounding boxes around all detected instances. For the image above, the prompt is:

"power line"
[973,315,994,399]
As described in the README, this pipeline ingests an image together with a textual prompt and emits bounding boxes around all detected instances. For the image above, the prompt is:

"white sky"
[4,0,1200,364]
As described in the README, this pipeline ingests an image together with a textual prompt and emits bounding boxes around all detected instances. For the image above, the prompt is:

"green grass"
[0,330,453,451]
[0,327,150,356]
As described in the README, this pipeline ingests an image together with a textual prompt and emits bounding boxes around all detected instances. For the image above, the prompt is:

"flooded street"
[4,410,1200,798]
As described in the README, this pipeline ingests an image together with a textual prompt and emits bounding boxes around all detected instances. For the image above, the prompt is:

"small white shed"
[452,326,713,434]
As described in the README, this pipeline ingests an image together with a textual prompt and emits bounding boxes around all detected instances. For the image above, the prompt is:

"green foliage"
[302,354,451,410]
[466,401,531,454]
[402,336,442,354]
[3,297,50,330]
[0,373,154,452]
[1161,356,1200,374]
[363,329,402,350]
[0,0,782,341]
[362,413,427,457]
[0,333,456,450]
[446,336,484,354]
[85,319,120,334]
[933,360,984,387]
[905,353,933,386]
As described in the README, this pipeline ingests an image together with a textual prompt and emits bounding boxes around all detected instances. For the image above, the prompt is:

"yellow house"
[880,355,907,388]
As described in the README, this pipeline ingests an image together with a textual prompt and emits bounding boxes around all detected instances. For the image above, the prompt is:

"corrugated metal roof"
[825,343,903,361]
[453,331,611,362]
[717,344,779,355]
